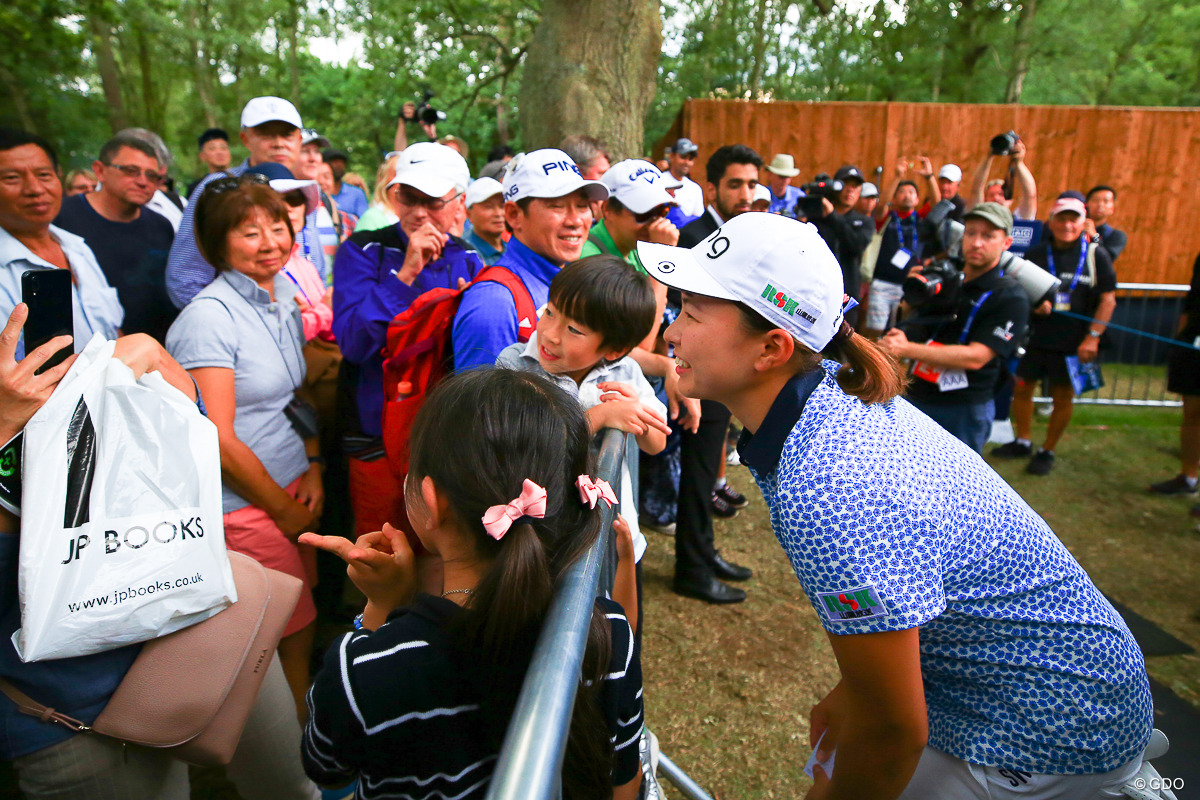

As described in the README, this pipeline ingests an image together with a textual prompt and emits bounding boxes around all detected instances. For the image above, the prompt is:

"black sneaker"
[711,492,739,519]
[991,440,1033,458]
[1150,475,1199,496]
[715,484,749,509]
[1026,450,1055,476]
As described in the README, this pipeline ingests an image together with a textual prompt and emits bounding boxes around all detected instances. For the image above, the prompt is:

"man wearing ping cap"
[878,202,1031,453]
[451,148,607,370]
[332,142,482,542]
[166,96,326,307]
[634,212,1159,800]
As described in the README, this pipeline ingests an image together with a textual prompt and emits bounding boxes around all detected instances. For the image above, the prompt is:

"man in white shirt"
[666,138,704,219]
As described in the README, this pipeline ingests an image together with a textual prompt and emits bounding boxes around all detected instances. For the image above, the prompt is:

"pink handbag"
[0,551,301,766]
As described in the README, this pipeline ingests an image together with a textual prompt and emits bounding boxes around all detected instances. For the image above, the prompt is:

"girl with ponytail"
[635,213,1155,799]
[299,368,643,800]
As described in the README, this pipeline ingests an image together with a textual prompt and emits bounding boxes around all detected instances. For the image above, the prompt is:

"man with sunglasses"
[54,132,178,341]
[166,96,325,308]
[331,142,479,544]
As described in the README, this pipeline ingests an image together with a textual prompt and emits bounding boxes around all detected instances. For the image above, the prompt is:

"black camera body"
[902,258,965,312]
[797,174,844,220]
[991,130,1019,156]
[408,89,447,126]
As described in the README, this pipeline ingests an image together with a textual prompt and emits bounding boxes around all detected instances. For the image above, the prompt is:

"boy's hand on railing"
[612,514,635,563]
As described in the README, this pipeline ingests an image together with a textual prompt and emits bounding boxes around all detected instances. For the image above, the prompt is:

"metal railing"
[1033,282,1190,408]
[484,428,714,800]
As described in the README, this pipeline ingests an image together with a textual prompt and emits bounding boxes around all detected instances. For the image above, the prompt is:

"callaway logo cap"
[600,159,677,215]
[465,177,504,209]
[387,142,471,198]
[501,149,608,204]
[240,96,302,130]
[637,214,847,352]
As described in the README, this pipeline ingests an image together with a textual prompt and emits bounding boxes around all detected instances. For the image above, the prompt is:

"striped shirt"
[303,595,643,798]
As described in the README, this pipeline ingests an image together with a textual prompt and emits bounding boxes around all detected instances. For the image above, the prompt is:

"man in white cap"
[919,163,965,222]
[462,177,506,265]
[165,96,325,307]
[451,148,607,370]
[993,195,1117,476]
[581,159,678,269]
[855,181,879,217]
[763,153,803,218]
[331,142,482,545]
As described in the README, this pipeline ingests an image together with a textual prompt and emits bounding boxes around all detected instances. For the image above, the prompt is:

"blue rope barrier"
[1051,309,1200,352]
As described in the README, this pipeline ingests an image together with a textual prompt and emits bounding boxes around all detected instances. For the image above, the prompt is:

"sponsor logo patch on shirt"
[816,584,889,622]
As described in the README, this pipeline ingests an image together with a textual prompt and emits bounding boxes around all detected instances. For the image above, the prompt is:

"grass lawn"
[641,402,1200,798]
[5,404,1190,799]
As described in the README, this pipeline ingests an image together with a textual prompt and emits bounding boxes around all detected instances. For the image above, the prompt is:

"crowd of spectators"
[0,89,1184,800]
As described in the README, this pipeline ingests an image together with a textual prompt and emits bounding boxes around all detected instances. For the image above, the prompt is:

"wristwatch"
[1087,330,1102,338]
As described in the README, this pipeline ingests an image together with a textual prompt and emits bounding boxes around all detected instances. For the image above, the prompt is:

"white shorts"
[897,746,1142,800]
[866,279,905,330]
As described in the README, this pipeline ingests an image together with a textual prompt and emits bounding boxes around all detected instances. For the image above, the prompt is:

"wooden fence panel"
[655,99,1200,285]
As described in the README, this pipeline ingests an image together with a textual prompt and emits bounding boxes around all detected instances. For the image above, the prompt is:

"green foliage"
[2,0,1196,185]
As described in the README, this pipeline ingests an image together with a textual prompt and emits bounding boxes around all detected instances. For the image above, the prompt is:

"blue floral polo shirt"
[738,361,1152,774]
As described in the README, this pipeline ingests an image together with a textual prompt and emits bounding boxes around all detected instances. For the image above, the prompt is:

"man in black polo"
[879,202,1031,454]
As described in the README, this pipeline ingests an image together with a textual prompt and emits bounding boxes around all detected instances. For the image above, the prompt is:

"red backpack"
[380,266,537,477]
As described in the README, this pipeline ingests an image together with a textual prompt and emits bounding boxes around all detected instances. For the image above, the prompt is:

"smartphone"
[21,267,73,375]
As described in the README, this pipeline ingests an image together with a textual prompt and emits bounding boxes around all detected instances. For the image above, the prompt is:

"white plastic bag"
[15,335,237,661]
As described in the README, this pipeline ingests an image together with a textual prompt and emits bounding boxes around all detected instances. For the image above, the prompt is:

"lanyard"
[1064,241,1088,293]
[958,290,993,344]
[281,267,313,306]
[893,212,920,258]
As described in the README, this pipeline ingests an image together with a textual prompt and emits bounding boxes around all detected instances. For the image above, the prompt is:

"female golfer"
[636,213,1161,799]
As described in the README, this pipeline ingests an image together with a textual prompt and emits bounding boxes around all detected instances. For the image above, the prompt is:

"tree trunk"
[287,0,302,100]
[88,10,128,132]
[1004,0,1036,103]
[0,64,36,132]
[518,0,662,158]
[747,0,771,97]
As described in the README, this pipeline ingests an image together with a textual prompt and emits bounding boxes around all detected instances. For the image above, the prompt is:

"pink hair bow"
[576,475,617,509]
[481,479,547,540]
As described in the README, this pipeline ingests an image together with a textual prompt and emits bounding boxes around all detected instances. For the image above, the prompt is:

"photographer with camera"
[968,133,1038,220]
[797,166,873,322]
[863,157,939,338]
[392,90,446,154]
[879,203,1031,454]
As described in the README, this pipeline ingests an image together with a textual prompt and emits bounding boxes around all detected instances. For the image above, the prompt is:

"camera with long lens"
[402,88,447,126]
[991,130,1019,156]
[796,174,843,220]
[902,259,965,312]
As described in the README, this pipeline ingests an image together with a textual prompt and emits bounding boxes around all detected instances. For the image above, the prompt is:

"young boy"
[497,255,670,633]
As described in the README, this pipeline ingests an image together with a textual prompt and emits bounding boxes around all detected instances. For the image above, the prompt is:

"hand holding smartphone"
[20,268,73,375]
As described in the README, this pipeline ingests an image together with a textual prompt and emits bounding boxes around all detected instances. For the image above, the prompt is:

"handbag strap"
[0,677,92,733]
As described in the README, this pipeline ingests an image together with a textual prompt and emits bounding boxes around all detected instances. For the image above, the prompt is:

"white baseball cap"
[502,149,608,204]
[241,96,303,130]
[387,142,471,197]
[938,164,963,182]
[861,182,879,198]
[600,160,677,215]
[752,184,772,206]
[272,179,319,216]
[637,214,848,353]
[465,177,504,209]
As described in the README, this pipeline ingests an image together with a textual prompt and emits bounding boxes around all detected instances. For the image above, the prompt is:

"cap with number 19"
[636,214,846,352]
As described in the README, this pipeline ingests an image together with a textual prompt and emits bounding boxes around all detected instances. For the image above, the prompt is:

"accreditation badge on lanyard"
[1055,244,1088,312]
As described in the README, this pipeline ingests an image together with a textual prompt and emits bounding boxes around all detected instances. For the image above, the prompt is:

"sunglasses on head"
[204,172,271,197]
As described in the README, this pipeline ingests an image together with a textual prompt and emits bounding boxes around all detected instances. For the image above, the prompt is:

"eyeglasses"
[395,187,461,212]
[106,163,167,184]
[633,206,670,225]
